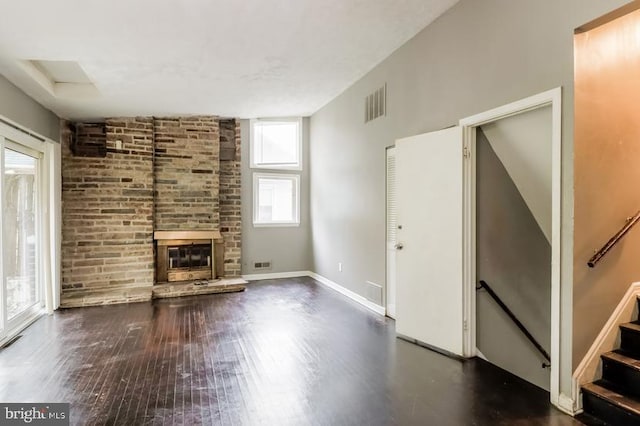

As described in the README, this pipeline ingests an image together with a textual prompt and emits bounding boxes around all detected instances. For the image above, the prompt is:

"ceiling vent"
[365,83,386,123]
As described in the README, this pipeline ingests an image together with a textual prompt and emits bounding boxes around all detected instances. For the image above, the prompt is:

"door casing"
[459,87,565,411]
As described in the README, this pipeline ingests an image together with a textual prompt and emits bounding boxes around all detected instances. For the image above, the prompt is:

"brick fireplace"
[60,117,244,307]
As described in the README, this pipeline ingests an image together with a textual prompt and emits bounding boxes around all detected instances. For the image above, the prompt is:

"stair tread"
[575,412,611,426]
[583,381,640,416]
[620,322,640,333]
[604,350,640,369]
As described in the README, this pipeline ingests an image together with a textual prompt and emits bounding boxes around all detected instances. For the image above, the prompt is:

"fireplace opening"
[156,239,213,283]
[168,244,211,269]
[154,230,223,284]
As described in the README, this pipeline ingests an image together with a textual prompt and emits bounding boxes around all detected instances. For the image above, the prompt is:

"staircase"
[581,305,640,425]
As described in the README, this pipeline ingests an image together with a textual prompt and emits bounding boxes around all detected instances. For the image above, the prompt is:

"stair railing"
[477,280,551,368]
[588,210,640,268]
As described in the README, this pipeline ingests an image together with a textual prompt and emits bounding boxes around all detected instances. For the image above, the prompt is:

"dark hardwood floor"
[0,277,582,425]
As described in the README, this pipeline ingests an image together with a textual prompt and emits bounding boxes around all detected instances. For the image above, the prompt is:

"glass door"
[1,141,42,336]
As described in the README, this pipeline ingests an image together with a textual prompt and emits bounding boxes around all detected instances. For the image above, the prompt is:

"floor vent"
[1,335,22,349]
[254,261,272,270]
[365,83,386,123]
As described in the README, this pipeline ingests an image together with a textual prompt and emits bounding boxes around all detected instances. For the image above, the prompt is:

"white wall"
[310,0,630,400]
[241,118,312,274]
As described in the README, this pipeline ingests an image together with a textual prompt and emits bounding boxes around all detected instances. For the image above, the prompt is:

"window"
[253,173,300,226]
[250,118,301,170]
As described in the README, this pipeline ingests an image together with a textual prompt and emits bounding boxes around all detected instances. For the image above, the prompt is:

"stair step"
[575,412,611,426]
[602,351,640,400]
[582,381,640,426]
[620,322,640,357]
[605,349,640,364]
[621,322,640,332]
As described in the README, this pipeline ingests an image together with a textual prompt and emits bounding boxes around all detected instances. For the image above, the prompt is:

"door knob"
[395,243,404,250]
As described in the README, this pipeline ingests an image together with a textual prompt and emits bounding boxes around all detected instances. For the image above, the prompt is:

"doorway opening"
[475,106,553,391]
[460,88,563,408]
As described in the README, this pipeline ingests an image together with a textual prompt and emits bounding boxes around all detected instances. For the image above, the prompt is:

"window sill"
[253,222,301,228]
[250,164,302,171]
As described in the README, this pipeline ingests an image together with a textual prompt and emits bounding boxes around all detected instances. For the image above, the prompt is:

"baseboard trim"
[572,281,640,413]
[242,271,310,281]
[475,349,488,361]
[557,393,578,416]
[307,272,386,316]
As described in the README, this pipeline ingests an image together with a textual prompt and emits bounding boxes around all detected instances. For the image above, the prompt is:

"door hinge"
[463,147,471,158]
[463,319,468,330]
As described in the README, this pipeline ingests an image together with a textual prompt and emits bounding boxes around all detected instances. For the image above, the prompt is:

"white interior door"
[395,126,464,356]
[386,147,397,319]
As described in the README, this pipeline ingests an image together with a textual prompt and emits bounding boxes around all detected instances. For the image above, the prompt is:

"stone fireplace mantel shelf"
[154,230,223,242]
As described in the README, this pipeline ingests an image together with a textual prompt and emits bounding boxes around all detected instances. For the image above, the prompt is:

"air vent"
[254,261,272,270]
[365,84,386,123]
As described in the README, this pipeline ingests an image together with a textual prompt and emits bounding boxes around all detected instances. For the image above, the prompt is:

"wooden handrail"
[588,210,640,268]
[477,280,551,367]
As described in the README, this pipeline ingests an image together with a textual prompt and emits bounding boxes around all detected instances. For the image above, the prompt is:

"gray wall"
[0,75,59,141]
[476,129,551,391]
[241,118,312,274]
[310,0,630,399]
[481,106,552,242]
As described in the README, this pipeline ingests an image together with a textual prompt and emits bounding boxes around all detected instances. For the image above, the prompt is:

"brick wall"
[219,119,242,277]
[61,115,242,302]
[153,117,220,231]
[61,118,155,293]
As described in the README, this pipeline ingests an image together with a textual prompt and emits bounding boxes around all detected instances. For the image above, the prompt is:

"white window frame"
[250,118,303,171]
[0,115,61,348]
[253,172,300,227]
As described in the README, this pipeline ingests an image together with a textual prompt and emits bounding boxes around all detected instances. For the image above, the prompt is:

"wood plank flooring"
[0,277,583,425]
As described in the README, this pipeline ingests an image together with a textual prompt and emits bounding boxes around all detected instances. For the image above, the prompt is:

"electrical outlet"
[115,140,123,150]
[338,262,343,272]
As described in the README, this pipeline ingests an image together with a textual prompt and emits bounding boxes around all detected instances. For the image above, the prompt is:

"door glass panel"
[4,147,38,320]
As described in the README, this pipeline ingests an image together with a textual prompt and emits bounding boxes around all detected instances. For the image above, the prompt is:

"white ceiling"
[0,0,458,120]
